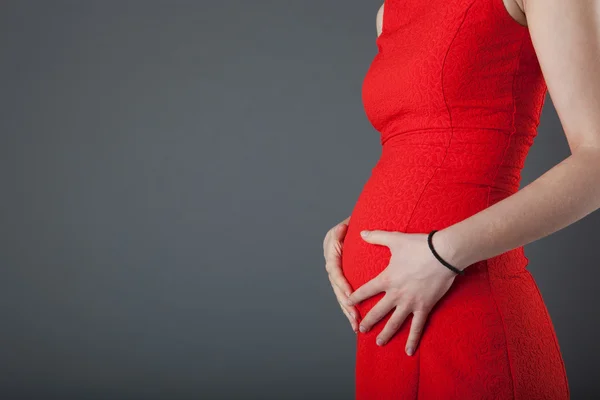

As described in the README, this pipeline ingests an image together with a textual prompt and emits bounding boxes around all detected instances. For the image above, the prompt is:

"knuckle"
[403,295,417,308]
[324,261,338,273]
[379,274,392,288]
[413,302,429,314]
[388,287,403,299]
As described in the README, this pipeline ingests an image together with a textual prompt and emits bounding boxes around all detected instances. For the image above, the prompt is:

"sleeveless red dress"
[340,0,570,398]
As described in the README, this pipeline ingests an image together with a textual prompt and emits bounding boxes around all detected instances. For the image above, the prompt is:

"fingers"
[323,225,353,297]
[330,274,360,319]
[366,303,429,354]
[328,261,353,297]
[357,292,395,333]
[322,236,340,266]
[323,224,351,293]
[330,275,359,332]
[323,218,357,333]
[360,229,403,246]
[323,222,349,257]
[338,301,359,333]
[375,304,412,346]
[346,272,387,306]
[405,310,428,356]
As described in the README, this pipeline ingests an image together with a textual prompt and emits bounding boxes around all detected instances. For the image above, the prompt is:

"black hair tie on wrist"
[427,230,465,276]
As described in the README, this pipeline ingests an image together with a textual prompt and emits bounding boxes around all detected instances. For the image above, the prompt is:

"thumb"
[360,229,401,246]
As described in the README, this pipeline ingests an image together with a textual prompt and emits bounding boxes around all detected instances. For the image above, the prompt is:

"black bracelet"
[427,230,465,276]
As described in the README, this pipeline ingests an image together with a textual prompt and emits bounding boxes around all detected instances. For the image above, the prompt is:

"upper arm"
[377,3,384,38]
[525,0,600,151]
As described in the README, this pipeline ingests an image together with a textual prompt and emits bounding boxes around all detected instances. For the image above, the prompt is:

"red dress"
[341,0,570,398]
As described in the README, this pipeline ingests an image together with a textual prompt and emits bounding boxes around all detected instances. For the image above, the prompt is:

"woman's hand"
[345,229,460,355]
[323,216,360,333]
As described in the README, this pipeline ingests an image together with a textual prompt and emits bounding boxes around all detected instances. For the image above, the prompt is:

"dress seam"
[484,27,528,400]
[403,2,477,398]
[403,0,477,234]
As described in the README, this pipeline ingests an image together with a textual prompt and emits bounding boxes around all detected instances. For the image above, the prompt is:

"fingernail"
[376,338,384,346]
[406,346,414,356]
[360,230,369,237]
[359,325,367,333]
[345,291,351,297]
[345,299,353,306]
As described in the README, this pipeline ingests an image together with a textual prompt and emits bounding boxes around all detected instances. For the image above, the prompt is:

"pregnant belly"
[340,151,506,300]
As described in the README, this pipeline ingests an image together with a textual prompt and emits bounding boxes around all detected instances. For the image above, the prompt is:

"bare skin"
[324,0,600,356]
[323,216,360,333]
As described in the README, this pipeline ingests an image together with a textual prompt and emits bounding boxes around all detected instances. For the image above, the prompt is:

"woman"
[322,0,600,398]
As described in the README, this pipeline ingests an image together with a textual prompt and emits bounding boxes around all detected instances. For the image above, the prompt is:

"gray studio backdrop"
[1,1,598,399]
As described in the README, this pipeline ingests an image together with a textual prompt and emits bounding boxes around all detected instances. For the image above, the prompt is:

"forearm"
[433,145,600,271]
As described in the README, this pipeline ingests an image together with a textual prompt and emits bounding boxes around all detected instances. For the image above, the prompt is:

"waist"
[375,127,531,195]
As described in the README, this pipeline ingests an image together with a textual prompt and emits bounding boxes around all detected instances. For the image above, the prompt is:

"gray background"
[1,1,598,399]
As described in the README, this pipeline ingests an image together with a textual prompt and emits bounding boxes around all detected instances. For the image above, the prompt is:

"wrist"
[431,227,472,272]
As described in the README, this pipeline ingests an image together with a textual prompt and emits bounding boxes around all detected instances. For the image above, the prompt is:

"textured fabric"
[340,0,570,398]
